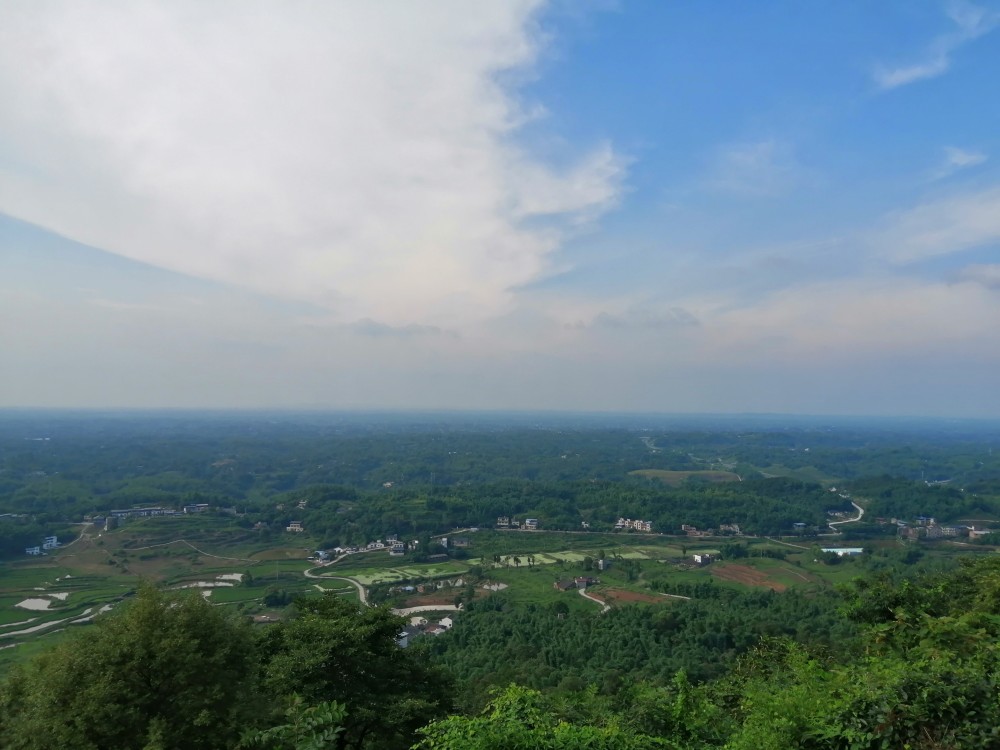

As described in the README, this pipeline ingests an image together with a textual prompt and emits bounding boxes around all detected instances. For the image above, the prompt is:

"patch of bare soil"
[710,563,787,591]
[403,592,473,607]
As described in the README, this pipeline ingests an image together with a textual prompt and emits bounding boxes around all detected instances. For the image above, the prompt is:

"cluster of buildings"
[311,533,471,562]
[329,534,452,558]
[389,577,467,596]
[330,538,401,555]
[820,547,864,557]
[89,503,212,532]
[111,504,210,518]
[496,517,539,530]
[111,506,172,519]
[397,615,454,647]
[24,535,59,556]
[680,523,741,536]
[615,518,653,532]
[554,576,599,591]
[895,516,994,541]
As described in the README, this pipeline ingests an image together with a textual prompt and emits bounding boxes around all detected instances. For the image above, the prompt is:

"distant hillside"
[629,469,741,486]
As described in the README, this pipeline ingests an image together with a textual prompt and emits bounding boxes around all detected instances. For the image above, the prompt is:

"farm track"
[118,539,256,562]
[765,537,810,550]
[579,586,610,614]
[779,566,810,581]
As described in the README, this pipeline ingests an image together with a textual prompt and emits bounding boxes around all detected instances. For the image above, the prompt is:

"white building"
[820,547,864,557]
[616,517,653,532]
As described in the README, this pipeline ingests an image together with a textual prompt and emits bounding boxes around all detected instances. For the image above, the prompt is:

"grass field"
[478,567,597,613]
[629,469,741,486]
[332,562,469,586]
[756,464,839,485]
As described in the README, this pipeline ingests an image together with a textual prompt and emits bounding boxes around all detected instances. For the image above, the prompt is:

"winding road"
[304,566,369,605]
[827,502,865,534]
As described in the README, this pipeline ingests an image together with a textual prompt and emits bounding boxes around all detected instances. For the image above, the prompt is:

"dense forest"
[420,586,857,704]
[2,411,999,555]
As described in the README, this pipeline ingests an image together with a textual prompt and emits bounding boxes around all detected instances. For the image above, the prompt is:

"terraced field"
[0,522,911,670]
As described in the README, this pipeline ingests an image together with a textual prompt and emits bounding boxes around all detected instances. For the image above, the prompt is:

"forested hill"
[2,558,1000,748]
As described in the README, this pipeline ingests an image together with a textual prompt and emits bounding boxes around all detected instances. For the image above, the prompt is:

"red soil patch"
[403,594,459,607]
[710,563,787,591]
[600,588,666,604]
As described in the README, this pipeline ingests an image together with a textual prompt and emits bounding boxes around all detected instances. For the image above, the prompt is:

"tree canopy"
[0,585,258,750]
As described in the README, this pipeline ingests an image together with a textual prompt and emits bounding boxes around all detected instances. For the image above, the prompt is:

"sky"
[1,0,999,417]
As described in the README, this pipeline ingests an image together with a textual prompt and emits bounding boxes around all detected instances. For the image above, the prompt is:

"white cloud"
[5,234,1000,415]
[874,0,1000,89]
[703,139,799,196]
[698,277,1000,363]
[0,1,625,328]
[954,263,1000,289]
[943,146,989,169]
[873,186,1000,264]
[931,146,989,180]
[578,306,699,331]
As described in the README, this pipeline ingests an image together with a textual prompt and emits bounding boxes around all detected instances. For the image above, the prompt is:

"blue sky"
[1,1,999,416]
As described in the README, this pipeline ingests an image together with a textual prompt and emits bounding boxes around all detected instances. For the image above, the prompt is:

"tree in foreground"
[0,584,258,750]
[240,696,348,750]
[415,684,680,750]
[258,595,452,750]
[723,557,1000,750]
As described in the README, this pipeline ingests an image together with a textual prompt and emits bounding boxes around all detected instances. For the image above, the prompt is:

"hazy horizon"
[3,2,999,417]
[4,406,999,431]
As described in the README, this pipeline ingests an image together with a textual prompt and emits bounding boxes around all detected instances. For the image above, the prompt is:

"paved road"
[827,502,865,533]
[392,604,461,616]
[304,569,368,605]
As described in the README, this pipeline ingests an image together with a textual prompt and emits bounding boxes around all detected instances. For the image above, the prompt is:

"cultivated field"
[3,519,985,670]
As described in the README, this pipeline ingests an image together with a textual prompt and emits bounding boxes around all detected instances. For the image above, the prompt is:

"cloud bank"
[0,1,624,327]
[875,186,1000,264]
